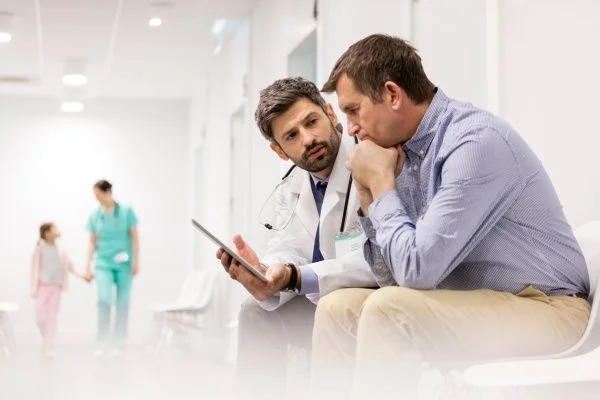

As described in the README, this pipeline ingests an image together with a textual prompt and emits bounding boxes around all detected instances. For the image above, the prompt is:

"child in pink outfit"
[30,222,82,357]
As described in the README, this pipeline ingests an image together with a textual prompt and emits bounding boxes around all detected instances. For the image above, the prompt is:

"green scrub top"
[87,203,138,269]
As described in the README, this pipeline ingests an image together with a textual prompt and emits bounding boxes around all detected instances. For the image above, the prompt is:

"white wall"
[316,0,412,86]
[317,0,412,130]
[407,0,600,228]
[188,21,253,337]
[247,0,317,253]
[499,0,600,227]
[412,0,488,109]
[0,97,191,344]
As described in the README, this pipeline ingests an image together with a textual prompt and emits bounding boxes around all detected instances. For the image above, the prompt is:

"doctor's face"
[270,98,341,175]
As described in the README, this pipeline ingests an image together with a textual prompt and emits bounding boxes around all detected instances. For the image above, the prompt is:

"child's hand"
[83,271,94,283]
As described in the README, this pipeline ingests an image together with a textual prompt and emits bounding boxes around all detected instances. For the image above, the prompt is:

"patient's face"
[336,73,407,148]
[270,97,341,175]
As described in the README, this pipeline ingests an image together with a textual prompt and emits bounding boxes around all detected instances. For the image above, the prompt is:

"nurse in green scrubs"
[85,180,139,354]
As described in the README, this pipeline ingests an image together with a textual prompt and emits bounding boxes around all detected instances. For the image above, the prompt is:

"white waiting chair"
[151,268,218,355]
[0,302,19,359]
[461,220,600,393]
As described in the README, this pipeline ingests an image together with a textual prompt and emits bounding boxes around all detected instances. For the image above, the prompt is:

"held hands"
[216,235,291,301]
[83,265,94,283]
[346,140,406,200]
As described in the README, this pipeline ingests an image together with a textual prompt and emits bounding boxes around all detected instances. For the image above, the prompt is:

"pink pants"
[35,283,62,349]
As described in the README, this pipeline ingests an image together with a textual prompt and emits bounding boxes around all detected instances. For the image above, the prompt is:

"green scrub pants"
[95,264,133,349]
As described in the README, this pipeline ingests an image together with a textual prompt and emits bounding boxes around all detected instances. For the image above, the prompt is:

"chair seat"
[153,304,209,313]
[0,302,19,312]
[462,220,600,390]
[463,347,600,387]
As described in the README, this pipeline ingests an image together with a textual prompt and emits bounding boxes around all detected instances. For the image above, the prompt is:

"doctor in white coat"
[216,77,376,399]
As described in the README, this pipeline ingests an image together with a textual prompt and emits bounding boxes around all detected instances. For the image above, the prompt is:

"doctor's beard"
[292,124,341,174]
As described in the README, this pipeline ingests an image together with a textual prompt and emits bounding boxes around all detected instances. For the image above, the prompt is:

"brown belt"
[569,292,588,300]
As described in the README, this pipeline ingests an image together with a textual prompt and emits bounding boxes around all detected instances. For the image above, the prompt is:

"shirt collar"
[310,174,329,187]
[98,202,120,217]
[403,87,448,159]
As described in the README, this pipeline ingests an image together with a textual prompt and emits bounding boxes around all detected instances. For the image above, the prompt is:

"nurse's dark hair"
[94,179,112,193]
[39,222,54,242]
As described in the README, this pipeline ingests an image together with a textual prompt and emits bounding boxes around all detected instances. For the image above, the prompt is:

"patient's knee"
[360,286,427,324]
[315,288,374,330]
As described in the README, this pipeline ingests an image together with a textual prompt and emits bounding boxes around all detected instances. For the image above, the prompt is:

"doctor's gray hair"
[255,77,328,141]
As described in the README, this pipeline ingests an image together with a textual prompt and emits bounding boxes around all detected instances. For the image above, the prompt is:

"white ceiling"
[0,0,256,99]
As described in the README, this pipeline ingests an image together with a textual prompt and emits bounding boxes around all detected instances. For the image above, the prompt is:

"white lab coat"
[259,138,377,310]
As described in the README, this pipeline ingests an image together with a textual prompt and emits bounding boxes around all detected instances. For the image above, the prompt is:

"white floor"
[0,343,235,400]
[3,341,600,400]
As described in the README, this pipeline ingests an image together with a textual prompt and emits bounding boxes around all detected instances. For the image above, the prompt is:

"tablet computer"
[191,219,268,282]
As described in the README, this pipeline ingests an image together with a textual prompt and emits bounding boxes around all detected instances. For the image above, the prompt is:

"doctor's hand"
[131,261,140,276]
[346,140,403,199]
[228,262,289,301]
[216,234,259,273]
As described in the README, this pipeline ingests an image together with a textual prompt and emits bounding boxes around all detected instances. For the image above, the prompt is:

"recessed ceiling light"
[0,32,11,43]
[61,101,84,113]
[62,73,88,86]
[150,1,175,7]
[148,17,162,27]
[0,12,14,43]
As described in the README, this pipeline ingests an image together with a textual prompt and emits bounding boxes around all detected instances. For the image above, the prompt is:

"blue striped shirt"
[360,89,589,295]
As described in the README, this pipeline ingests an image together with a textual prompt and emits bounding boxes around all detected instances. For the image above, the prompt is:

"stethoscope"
[98,202,121,226]
[260,127,359,233]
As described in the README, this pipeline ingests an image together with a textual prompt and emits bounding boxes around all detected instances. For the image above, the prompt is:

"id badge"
[335,229,365,257]
[114,251,130,263]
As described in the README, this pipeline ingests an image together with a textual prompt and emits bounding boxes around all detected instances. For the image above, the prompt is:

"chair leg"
[153,325,173,356]
[153,325,167,356]
[0,330,8,360]
[0,313,15,360]
[4,318,15,351]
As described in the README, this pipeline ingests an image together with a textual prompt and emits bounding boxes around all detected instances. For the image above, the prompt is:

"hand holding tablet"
[192,219,268,282]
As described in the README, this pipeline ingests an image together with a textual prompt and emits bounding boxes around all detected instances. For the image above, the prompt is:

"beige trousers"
[310,286,590,399]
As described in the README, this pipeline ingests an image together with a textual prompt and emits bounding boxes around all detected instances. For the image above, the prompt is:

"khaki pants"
[310,286,590,399]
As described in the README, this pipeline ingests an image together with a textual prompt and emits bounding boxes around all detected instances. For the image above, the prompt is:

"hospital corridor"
[1,0,600,399]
